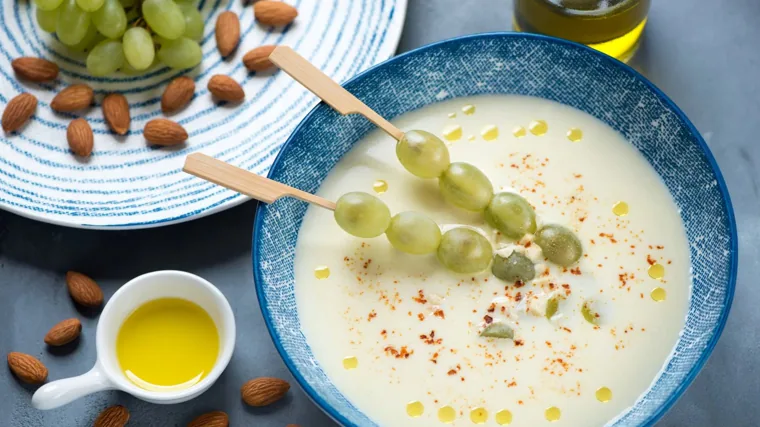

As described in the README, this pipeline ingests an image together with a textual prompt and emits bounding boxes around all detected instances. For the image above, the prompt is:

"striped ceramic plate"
[0,0,406,228]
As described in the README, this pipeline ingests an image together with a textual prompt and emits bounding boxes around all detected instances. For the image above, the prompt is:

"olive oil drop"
[514,0,651,62]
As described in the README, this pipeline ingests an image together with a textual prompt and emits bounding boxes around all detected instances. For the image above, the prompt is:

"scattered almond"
[11,57,59,82]
[102,93,130,135]
[51,84,94,112]
[2,93,37,133]
[67,118,94,157]
[144,118,188,146]
[215,11,241,57]
[286,425,300,427]
[7,352,48,384]
[241,377,290,407]
[44,318,82,346]
[188,411,229,427]
[254,1,298,26]
[243,45,277,72]
[208,75,245,102]
[66,271,104,307]
[162,76,196,113]
[93,405,130,427]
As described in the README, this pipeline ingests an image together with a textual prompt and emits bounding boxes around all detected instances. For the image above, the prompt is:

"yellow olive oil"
[116,298,219,392]
[514,0,651,61]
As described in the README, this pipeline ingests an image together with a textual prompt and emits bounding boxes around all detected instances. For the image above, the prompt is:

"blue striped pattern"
[0,0,406,228]
[253,33,737,427]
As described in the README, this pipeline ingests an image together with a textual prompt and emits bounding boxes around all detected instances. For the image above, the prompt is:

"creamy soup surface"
[294,95,690,427]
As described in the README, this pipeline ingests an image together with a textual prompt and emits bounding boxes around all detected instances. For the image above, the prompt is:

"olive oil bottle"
[513,0,651,62]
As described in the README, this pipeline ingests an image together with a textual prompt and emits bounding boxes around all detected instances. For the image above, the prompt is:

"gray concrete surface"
[3,0,759,425]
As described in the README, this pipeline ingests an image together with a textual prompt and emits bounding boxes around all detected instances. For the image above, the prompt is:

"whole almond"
[243,45,276,72]
[215,11,240,57]
[241,377,290,407]
[162,76,195,113]
[144,118,188,146]
[254,1,298,26]
[44,318,82,346]
[188,411,229,427]
[51,84,94,112]
[94,405,130,427]
[11,57,59,82]
[66,271,104,307]
[102,93,130,135]
[7,352,48,384]
[2,93,37,133]
[67,118,94,157]
[208,75,245,102]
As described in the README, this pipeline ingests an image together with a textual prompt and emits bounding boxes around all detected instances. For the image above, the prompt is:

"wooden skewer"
[183,153,336,211]
[269,46,405,141]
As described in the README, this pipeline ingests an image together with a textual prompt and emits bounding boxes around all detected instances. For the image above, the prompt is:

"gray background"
[2,0,758,425]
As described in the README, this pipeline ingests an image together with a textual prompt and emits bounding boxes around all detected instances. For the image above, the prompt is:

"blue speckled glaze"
[253,33,737,427]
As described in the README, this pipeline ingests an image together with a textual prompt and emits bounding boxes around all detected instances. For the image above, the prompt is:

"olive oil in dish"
[294,95,690,426]
[116,298,220,392]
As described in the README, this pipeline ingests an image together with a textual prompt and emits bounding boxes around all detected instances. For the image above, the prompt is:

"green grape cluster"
[34,0,204,76]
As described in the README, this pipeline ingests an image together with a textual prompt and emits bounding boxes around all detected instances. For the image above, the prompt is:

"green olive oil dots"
[470,407,489,424]
[529,120,548,136]
[314,266,330,279]
[648,263,665,279]
[373,180,388,194]
[545,406,561,422]
[342,356,358,370]
[406,401,424,417]
[651,287,666,302]
[567,127,583,142]
[495,409,513,425]
[612,201,629,216]
[596,386,613,402]
[513,126,527,138]
[437,406,456,423]
[442,124,463,142]
[462,104,476,115]
[481,125,499,141]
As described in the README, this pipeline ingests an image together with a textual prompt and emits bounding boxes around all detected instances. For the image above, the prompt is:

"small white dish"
[32,271,236,410]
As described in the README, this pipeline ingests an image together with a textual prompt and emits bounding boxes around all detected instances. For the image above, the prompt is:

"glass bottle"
[513,0,651,62]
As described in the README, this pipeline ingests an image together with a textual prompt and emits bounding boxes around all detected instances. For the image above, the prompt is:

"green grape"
[480,322,514,339]
[178,2,204,41]
[581,300,600,325]
[36,7,59,32]
[34,0,64,12]
[76,0,104,12]
[485,192,537,240]
[534,224,583,267]
[56,0,91,46]
[438,162,493,212]
[156,37,201,69]
[86,39,124,76]
[491,251,535,283]
[396,130,450,179]
[333,192,391,238]
[67,23,102,52]
[92,0,126,39]
[546,295,560,320]
[385,211,441,255]
[124,6,139,22]
[437,227,492,274]
[118,0,135,7]
[122,27,155,70]
[142,0,186,40]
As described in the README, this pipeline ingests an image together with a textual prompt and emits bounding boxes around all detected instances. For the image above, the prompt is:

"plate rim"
[0,0,408,230]
[252,31,738,427]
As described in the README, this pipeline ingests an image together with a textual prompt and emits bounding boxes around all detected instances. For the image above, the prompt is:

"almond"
[93,405,130,427]
[7,352,48,384]
[2,93,37,133]
[243,45,277,72]
[102,93,130,135]
[215,11,240,57]
[162,76,195,113]
[188,411,229,427]
[51,84,94,112]
[144,118,188,145]
[66,271,104,307]
[254,1,298,26]
[208,75,245,102]
[44,318,82,346]
[67,118,94,157]
[286,425,301,427]
[11,57,59,82]
[241,377,290,407]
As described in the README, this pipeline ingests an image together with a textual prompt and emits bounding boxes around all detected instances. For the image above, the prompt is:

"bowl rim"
[252,31,738,427]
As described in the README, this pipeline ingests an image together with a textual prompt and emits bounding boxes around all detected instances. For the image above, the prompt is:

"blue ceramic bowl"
[253,33,737,426]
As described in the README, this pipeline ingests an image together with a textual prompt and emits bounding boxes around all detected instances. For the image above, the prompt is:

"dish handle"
[32,363,115,410]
